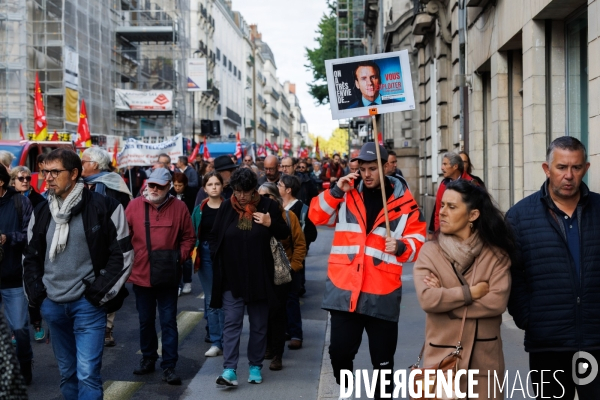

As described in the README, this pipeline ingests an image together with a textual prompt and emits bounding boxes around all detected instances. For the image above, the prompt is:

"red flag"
[272,141,279,152]
[257,145,267,157]
[378,132,383,146]
[76,99,92,147]
[202,136,211,160]
[234,132,242,159]
[111,139,119,168]
[33,72,48,141]
[19,124,26,141]
[189,141,200,160]
[50,130,59,141]
[314,138,321,160]
[300,147,309,158]
[283,138,292,151]
[264,138,272,150]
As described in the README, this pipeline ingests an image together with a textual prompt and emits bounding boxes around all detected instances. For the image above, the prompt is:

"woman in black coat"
[169,172,198,214]
[210,168,289,388]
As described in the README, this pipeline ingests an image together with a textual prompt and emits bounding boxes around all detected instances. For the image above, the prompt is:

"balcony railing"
[268,87,280,101]
[281,95,290,109]
[268,107,279,119]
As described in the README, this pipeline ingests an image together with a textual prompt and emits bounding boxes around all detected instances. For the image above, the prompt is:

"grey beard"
[148,193,167,204]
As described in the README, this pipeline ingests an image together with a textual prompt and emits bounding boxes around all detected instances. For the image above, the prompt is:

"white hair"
[0,150,15,168]
[83,147,111,171]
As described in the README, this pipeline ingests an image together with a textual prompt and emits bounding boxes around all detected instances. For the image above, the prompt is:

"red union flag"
[19,124,26,141]
[283,138,291,151]
[378,132,384,146]
[272,142,279,152]
[189,141,200,160]
[202,136,211,160]
[234,132,242,159]
[257,145,267,157]
[76,99,92,147]
[264,138,272,150]
[33,72,48,141]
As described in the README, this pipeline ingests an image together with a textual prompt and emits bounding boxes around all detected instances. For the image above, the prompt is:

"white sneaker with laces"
[205,346,223,357]
[182,283,192,294]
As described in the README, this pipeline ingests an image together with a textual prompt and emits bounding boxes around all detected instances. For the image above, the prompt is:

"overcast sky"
[233,0,338,139]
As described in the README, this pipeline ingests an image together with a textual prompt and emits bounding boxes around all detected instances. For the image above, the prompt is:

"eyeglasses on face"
[17,176,32,182]
[244,159,252,162]
[147,182,169,190]
[40,169,69,178]
[281,165,293,169]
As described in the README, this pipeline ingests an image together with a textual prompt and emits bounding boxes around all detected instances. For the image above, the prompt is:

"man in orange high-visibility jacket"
[309,142,426,399]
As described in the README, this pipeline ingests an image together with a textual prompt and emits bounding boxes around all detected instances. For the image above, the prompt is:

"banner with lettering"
[325,50,415,120]
[117,134,183,167]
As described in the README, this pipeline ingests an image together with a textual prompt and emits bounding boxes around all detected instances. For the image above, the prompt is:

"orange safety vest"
[309,176,426,322]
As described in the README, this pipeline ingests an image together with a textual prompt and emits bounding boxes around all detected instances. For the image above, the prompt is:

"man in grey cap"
[308,141,426,399]
[125,168,195,385]
[194,155,237,205]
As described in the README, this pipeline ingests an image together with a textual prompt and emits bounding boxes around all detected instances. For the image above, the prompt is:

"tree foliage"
[305,1,337,106]
[309,128,349,156]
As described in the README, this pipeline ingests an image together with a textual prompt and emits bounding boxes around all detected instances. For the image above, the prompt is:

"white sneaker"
[182,283,192,294]
[205,346,223,357]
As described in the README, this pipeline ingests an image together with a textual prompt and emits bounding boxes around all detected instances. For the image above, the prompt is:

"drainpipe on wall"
[458,0,466,146]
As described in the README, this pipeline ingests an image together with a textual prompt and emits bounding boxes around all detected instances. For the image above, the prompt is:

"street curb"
[317,313,339,399]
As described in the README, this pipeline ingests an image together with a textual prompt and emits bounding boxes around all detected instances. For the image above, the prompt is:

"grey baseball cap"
[147,167,172,185]
[351,142,388,163]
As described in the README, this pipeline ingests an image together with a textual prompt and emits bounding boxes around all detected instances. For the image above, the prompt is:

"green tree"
[305,1,336,105]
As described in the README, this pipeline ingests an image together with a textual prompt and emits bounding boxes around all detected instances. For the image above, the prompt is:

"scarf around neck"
[83,171,133,198]
[47,179,85,261]
[437,231,484,274]
[230,190,261,230]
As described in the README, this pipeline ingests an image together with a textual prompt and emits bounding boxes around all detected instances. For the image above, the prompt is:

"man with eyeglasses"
[125,168,195,386]
[257,155,281,187]
[243,156,254,166]
[0,163,34,385]
[23,149,133,397]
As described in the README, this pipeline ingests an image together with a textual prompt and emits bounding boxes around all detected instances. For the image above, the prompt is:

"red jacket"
[126,195,196,287]
[309,176,426,322]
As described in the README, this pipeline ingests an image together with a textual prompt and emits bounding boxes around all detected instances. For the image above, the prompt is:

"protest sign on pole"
[117,134,183,168]
[325,50,415,120]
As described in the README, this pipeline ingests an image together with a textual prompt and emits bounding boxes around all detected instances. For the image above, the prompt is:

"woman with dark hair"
[257,182,306,371]
[459,151,485,187]
[210,168,289,388]
[191,171,225,357]
[413,180,514,399]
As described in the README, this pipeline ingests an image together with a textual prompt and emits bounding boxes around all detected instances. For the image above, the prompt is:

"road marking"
[103,381,144,400]
[137,311,204,356]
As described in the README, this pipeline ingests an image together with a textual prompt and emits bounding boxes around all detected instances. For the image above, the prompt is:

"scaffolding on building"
[0,0,189,141]
[336,0,366,58]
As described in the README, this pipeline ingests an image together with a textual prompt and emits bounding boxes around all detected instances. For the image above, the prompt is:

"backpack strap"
[14,194,23,230]
[300,203,308,231]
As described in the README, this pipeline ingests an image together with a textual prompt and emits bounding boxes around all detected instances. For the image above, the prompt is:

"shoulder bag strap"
[144,202,152,254]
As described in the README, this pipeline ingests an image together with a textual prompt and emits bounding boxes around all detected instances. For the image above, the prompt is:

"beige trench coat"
[413,241,511,399]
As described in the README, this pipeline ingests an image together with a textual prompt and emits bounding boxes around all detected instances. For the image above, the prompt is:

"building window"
[229,60,232,72]
[223,55,227,67]
[234,65,237,76]
[565,9,588,152]
[216,48,221,61]
[238,70,241,80]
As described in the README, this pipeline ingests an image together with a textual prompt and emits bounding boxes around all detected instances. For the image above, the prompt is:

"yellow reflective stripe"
[331,245,361,255]
[364,246,402,266]
[319,192,336,216]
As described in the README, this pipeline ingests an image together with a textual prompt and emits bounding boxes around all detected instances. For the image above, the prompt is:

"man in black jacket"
[507,136,600,399]
[23,149,133,399]
[0,164,34,384]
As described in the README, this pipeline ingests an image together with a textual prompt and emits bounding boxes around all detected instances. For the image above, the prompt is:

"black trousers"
[529,350,600,400]
[329,310,398,399]
[267,283,290,357]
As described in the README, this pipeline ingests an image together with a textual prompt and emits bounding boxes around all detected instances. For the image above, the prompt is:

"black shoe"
[299,286,306,297]
[162,368,182,385]
[20,360,32,385]
[133,358,155,375]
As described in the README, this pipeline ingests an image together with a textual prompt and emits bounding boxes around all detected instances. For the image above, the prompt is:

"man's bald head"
[264,155,280,182]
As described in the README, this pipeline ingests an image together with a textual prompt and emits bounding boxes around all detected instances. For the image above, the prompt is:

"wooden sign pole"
[371,114,391,237]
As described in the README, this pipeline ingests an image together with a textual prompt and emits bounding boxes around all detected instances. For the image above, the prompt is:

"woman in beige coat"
[414,180,515,399]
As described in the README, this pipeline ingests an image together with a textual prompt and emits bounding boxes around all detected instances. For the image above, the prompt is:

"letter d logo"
[572,351,598,385]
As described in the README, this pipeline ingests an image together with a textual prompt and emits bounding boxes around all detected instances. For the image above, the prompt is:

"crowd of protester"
[0,135,597,400]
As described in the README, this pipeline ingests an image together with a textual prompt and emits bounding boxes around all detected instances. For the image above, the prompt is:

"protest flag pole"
[371,114,391,237]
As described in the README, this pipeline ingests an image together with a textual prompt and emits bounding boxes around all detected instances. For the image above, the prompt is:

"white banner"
[114,89,173,111]
[64,47,79,91]
[187,58,207,91]
[117,134,183,167]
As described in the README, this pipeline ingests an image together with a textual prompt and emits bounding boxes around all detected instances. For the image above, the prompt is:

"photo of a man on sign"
[325,50,415,120]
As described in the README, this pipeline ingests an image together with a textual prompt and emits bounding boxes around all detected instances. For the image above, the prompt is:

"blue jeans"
[132,284,179,370]
[179,258,193,287]
[197,241,224,348]
[40,297,106,400]
[286,271,303,340]
[0,287,33,363]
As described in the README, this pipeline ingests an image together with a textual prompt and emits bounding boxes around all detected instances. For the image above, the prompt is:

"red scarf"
[230,190,261,230]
